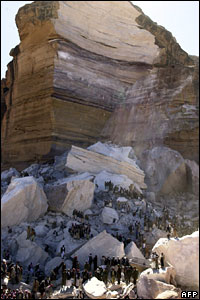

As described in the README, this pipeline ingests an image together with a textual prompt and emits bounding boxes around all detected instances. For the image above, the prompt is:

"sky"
[1,1,199,79]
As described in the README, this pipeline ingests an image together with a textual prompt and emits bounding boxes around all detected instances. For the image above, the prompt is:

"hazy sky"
[1,1,199,78]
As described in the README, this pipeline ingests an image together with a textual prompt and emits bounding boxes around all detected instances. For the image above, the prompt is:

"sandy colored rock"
[125,241,145,260]
[66,145,146,189]
[152,231,199,288]
[140,266,176,285]
[72,230,125,268]
[101,207,119,225]
[155,290,180,299]
[1,176,48,228]
[1,1,198,170]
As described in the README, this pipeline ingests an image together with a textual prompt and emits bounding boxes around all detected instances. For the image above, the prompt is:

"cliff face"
[1,1,199,169]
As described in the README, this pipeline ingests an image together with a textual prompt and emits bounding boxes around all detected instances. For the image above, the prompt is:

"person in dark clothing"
[88,253,93,271]
[132,267,139,285]
[93,255,98,272]
[116,265,121,284]
[160,253,165,268]
[39,279,45,299]
[102,268,109,286]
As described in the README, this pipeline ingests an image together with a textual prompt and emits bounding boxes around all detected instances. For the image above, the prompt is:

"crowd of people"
[68,222,92,240]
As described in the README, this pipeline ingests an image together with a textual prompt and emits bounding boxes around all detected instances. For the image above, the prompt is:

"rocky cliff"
[1,1,199,169]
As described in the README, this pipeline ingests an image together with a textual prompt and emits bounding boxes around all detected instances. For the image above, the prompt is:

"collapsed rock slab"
[152,231,199,288]
[72,230,125,268]
[155,290,180,299]
[66,145,146,189]
[1,176,48,228]
[125,241,145,260]
[83,277,107,299]
[101,207,119,225]
[137,276,181,299]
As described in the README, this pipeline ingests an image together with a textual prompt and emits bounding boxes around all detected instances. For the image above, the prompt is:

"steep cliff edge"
[1,1,199,169]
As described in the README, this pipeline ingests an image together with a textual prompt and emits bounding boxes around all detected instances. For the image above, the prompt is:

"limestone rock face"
[66,145,146,189]
[125,241,145,260]
[101,207,119,225]
[1,176,48,228]
[2,1,198,169]
[72,230,125,268]
[152,231,199,288]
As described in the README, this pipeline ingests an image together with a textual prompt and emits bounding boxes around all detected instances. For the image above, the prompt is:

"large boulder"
[15,231,48,267]
[72,230,125,268]
[101,207,119,225]
[137,276,181,299]
[45,257,63,276]
[139,266,177,285]
[155,290,181,299]
[66,145,146,189]
[1,176,48,228]
[125,241,145,260]
[152,231,199,288]
[45,177,95,215]
[141,147,187,195]
[83,277,107,299]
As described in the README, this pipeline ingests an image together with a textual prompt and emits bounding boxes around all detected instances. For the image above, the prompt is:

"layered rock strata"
[1,1,198,169]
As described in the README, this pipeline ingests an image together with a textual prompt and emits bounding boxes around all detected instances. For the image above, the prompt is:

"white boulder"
[152,231,199,288]
[83,277,107,299]
[45,178,95,216]
[101,207,119,225]
[72,230,125,268]
[66,145,146,189]
[125,241,145,260]
[62,179,95,216]
[1,176,48,228]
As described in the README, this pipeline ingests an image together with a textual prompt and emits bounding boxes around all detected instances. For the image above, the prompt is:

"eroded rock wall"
[1,1,199,169]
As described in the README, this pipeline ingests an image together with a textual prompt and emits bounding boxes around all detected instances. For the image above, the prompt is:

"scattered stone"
[1,176,48,228]
[101,207,119,225]
[21,164,40,177]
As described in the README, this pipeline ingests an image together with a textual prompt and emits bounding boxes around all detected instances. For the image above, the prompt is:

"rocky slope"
[1,1,199,170]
